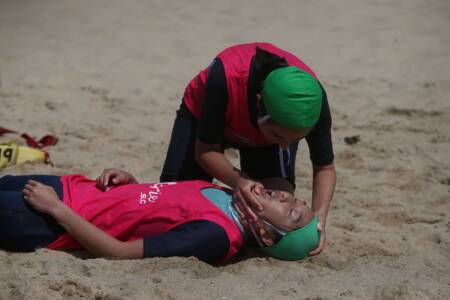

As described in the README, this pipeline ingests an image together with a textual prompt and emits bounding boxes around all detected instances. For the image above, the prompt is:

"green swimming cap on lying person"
[261,216,320,260]
[262,66,322,129]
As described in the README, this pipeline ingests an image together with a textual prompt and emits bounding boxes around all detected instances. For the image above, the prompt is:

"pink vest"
[183,42,317,146]
[46,175,243,260]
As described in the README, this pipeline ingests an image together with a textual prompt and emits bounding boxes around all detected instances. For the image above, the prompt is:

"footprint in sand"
[336,149,365,169]
[80,86,109,96]
[375,212,441,226]
[334,222,357,232]
[386,106,441,117]
[439,177,450,185]
[81,85,126,109]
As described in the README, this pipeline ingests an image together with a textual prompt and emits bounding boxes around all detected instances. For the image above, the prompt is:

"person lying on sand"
[0,168,319,263]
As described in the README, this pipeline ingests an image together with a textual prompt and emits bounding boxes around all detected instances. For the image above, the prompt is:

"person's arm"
[195,140,263,221]
[195,141,242,189]
[196,59,263,221]
[23,180,143,259]
[305,83,336,256]
[196,57,245,190]
[309,163,336,256]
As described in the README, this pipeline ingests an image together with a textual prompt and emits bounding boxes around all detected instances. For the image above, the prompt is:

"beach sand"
[1,0,449,299]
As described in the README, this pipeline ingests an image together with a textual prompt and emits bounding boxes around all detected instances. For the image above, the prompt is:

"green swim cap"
[262,66,322,129]
[260,216,320,260]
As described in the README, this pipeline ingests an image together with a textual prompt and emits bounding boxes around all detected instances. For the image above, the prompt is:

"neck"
[227,197,261,245]
[237,214,261,245]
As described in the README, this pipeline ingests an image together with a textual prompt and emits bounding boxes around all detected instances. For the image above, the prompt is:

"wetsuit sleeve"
[143,220,230,263]
[197,58,228,144]
[305,84,335,166]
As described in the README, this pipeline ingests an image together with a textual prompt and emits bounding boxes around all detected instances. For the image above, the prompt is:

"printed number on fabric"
[139,182,177,205]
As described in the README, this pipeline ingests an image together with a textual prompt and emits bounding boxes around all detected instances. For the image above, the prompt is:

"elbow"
[313,163,336,181]
[92,245,122,259]
[194,149,207,172]
[194,140,222,171]
[109,242,140,259]
[115,241,143,259]
[194,140,212,166]
[95,241,140,260]
[107,243,128,259]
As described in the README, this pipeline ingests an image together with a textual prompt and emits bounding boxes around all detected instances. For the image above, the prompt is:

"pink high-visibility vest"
[183,42,317,146]
[46,175,243,260]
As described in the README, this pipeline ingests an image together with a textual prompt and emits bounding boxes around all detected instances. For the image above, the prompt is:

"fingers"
[111,173,126,184]
[22,180,41,201]
[308,234,325,256]
[23,180,40,192]
[244,203,259,222]
[102,171,112,188]
[96,169,115,191]
[234,192,249,220]
[95,174,103,189]
[98,168,131,190]
[233,201,246,219]
[232,178,265,223]
[234,191,259,223]
[241,188,263,212]
[254,181,265,191]
[22,190,34,203]
[96,172,105,190]
[308,223,326,256]
[22,188,31,198]
[26,179,39,187]
[317,221,323,232]
[240,187,262,222]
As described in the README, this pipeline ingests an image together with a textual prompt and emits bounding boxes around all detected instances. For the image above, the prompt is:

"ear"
[261,235,274,247]
[257,223,275,246]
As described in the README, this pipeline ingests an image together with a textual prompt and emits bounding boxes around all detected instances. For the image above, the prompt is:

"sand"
[1,0,449,299]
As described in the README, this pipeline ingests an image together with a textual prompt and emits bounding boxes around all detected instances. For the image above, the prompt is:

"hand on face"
[22,180,62,216]
[232,177,264,223]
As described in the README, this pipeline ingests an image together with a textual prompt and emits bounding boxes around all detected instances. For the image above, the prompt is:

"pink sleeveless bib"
[46,175,243,260]
[183,42,317,146]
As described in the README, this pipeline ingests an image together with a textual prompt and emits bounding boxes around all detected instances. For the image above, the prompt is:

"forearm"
[51,204,143,259]
[195,142,243,188]
[311,163,336,223]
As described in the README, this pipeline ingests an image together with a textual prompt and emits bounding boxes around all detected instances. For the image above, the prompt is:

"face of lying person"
[251,185,314,233]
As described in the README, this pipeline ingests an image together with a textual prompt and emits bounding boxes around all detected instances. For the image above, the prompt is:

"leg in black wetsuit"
[0,175,65,251]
